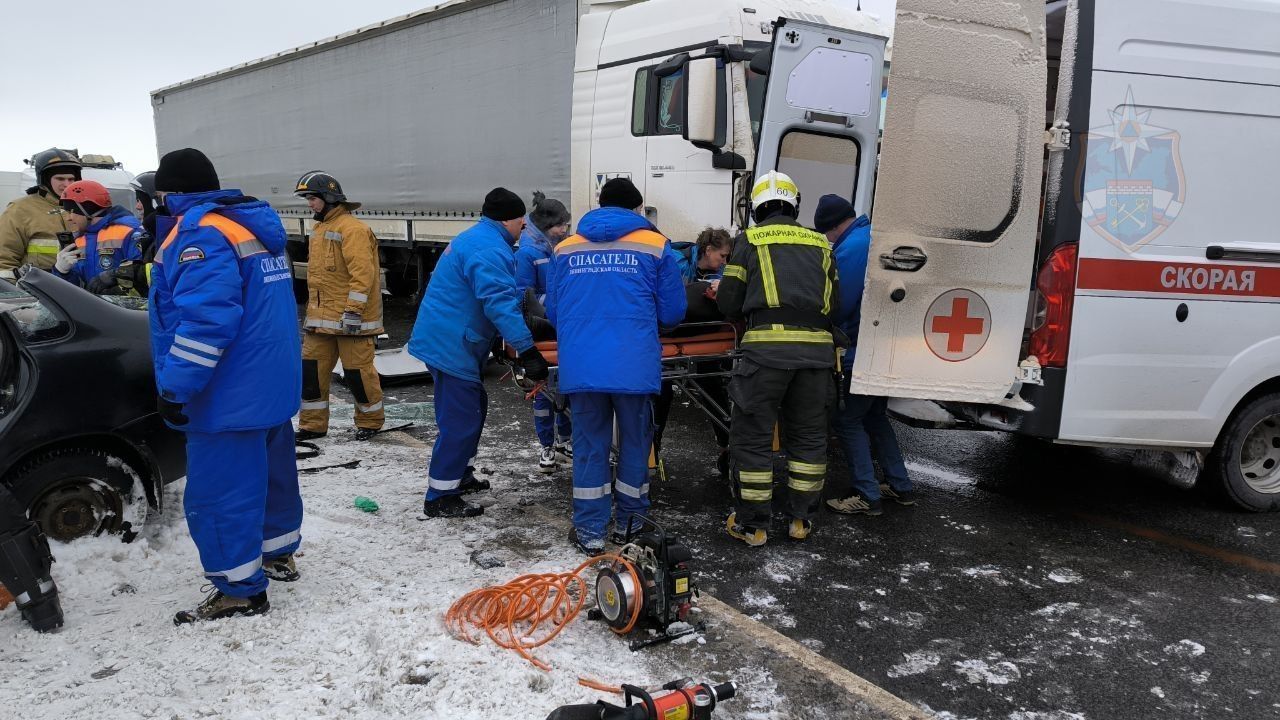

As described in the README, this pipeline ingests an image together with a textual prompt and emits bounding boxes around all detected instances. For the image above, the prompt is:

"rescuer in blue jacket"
[148,149,303,624]
[53,180,145,293]
[515,192,574,473]
[407,188,550,519]
[815,194,915,518]
[546,178,686,554]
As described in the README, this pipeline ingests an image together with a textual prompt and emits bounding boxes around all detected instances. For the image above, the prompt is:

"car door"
[845,0,1048,403]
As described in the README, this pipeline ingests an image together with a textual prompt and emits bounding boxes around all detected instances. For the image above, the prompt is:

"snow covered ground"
[0,423,784,719]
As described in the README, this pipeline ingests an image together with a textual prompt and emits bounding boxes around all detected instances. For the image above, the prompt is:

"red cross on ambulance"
[924,289,992,362]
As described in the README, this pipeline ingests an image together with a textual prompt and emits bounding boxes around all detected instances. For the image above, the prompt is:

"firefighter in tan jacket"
[0,149,81,280]
[294,172,385,441]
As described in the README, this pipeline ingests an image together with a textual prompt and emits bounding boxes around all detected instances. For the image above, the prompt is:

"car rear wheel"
[1208,392,1280,512]
[8,449,147,542]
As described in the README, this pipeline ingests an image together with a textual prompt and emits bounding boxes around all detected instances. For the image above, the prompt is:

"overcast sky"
[0,0,893,175]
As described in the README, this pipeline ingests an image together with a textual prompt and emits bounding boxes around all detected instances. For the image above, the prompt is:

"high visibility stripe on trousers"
[738,469,773,503]
[787,460,826,493]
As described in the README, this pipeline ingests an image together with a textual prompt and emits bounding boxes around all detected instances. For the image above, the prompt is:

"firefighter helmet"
[29,148,82,190]
[750,170,799,210]
[60,180,112,217]
[294,171,351,205]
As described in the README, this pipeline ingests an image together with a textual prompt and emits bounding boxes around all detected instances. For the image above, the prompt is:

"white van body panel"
[1057,0,1280,448]
[850,0,1048,403]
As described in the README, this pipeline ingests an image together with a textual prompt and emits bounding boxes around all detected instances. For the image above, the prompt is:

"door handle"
[879,246,927,272]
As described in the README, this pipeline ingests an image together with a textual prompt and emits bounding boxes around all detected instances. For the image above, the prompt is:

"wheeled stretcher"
[502,321,741,438]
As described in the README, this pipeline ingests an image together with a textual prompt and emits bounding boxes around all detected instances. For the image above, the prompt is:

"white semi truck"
[150,0,887,295]
[154,0,1280,511]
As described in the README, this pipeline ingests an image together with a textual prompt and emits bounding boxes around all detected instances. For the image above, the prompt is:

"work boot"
[295,428,327,441]
[788,518,813,541]
[568,528,604,557]
[354,427,379,441]
[538,446,557,474]
[880,484,917,506]
[459,467,491,495]
[174,588,269,625]
[826,495,883,516]
[423,494,483,519]
[263,554,299,583]
[553,440,573,463]
[726,513,767,547]
[0,522,64,633]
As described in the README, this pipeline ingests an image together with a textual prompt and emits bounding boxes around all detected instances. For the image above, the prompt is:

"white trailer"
[150,0,886,295]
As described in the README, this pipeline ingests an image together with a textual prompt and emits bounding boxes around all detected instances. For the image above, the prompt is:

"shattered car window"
[0,286,71,343]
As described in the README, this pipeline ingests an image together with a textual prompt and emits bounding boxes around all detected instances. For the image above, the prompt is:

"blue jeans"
[833,385,911,503]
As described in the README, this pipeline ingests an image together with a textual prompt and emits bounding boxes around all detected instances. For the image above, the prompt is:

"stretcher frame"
[502,321,741,439]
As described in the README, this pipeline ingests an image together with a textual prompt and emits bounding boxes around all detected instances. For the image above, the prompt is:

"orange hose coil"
[445,553,645,672]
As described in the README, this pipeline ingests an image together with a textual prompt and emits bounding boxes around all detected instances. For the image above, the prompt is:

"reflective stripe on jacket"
[303,205,383,335]
[546,207,686,395]
[149,189,301,433]
[717,215,838,370]
[53,206,144,286]
[0,190,70,272]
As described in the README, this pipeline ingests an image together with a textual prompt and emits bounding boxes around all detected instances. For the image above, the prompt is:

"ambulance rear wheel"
[1210,392,1280,512]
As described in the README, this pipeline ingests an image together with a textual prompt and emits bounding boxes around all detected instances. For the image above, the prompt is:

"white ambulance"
[678,0,1280,510]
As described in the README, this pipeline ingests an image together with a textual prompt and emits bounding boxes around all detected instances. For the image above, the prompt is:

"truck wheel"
[1208,392,1280,512]
[7,449,146,542]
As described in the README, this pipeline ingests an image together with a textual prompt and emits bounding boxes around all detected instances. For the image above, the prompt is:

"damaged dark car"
[0,269,185,542]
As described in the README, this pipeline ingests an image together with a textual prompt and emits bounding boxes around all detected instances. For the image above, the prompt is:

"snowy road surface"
[0,417,914,720]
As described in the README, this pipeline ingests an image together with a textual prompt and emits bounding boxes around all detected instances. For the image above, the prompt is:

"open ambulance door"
[748,19,887,228]
[849,0,1048,403]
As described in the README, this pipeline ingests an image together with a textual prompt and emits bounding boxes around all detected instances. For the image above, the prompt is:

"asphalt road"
[348,298,1280,720]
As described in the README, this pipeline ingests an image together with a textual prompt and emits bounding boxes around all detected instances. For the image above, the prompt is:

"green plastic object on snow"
[354,496,379,513]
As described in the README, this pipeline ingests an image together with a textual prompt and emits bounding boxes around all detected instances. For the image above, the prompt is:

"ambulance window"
[776,131,860,229]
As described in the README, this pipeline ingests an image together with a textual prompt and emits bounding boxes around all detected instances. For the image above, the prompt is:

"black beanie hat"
[482,187,526,221]
[813,193,857,234]
[529,191,570,232]
[155,148,220,194]
[599,177,643,210]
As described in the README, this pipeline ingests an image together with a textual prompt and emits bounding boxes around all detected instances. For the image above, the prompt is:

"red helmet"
[60,180,112,216]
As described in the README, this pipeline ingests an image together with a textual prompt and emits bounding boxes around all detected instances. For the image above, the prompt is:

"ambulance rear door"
[849,0,1048,403]
[750,18,887,228]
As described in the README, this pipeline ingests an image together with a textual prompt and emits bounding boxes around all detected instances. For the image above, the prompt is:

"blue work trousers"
[533,392,572,448]
[568,392,652,545]
[833,388,912,503]
[184,420,303,598]
[426,367,487,500]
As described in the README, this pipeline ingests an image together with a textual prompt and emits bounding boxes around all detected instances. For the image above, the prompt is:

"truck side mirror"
[682,57,719,146]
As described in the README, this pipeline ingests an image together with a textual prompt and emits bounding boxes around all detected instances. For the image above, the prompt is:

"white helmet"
[750,170,799,210]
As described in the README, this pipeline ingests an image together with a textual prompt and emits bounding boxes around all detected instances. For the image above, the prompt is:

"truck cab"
[571,0,887,242]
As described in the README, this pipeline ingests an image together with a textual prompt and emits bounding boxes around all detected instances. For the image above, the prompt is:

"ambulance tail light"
[1028,242,1079,369]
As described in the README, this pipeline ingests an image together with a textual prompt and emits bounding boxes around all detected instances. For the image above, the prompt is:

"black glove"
[518,346,550,382]
[114,261,149,296]
[157,396,189,426]
[86,270,119,295]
